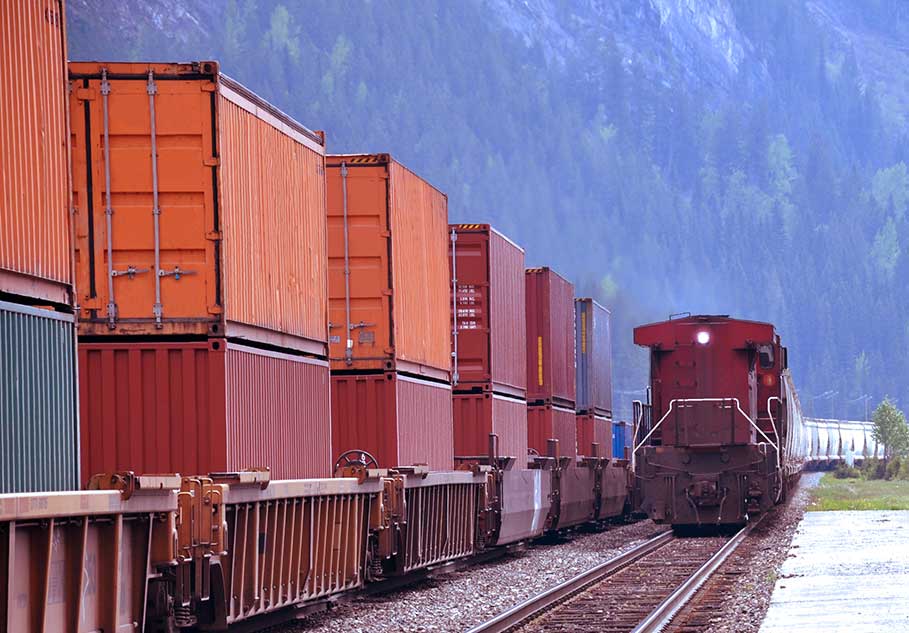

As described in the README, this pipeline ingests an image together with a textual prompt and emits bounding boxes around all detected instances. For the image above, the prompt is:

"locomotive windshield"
[758,344,774,369]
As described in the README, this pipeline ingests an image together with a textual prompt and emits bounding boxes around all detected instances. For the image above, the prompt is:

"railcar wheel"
[334,449,379,473]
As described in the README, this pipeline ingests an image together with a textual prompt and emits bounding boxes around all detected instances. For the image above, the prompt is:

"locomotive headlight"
[696,330,711,345]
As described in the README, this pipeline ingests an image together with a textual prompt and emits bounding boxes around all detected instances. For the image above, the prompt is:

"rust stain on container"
[1,0,72,304]
[450,224,526,396]
[326,154,450,379]
[453,392,528,460]
[575,298,613,416]
[525,267,576,407]
[78,338,331,482]
[527,404,577,459]
[330,372,454,470]
[576,413,611,458]
[69,62,327,353]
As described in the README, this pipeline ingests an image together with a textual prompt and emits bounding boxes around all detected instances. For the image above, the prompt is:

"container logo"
[537,336,544,386]
[581,311,587,353]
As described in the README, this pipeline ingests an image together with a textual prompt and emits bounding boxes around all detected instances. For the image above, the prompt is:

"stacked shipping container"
[0,1,80,493]
[70,61,333,482]
[327,155,454,470]
[574,298,614,458]
[450,224,528,462]
[525,268,577,459]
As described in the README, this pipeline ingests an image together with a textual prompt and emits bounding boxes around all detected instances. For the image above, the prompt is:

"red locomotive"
[632,315,806,528]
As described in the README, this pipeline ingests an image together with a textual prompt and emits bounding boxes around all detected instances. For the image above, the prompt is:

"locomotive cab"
[632,315,797,529]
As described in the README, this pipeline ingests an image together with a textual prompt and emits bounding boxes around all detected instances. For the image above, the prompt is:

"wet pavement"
[760,510,909,632]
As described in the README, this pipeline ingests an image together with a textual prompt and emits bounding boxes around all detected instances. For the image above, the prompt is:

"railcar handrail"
[633,397,780,457]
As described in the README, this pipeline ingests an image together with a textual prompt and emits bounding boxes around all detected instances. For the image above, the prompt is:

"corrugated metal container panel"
[331,372,454,471]
[0,1,72,305]
[224,345,331,478]
[389,160,451,373]
[69,62,327,354]
[576,413,611,458]
[613,421,628,459]
[0,301,78,492]
[396,375,454,469]
[217,89,327,348]
[78,339,331,482]
[525,268,575,407]
[575,298,613,416]
[527,405,577,459]
[326,155,450,378]
[452,392,527,460]
[450,224,526,395]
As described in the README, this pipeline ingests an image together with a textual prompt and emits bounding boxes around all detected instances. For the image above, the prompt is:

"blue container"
[612,420,626,459]
[575,299,613,416]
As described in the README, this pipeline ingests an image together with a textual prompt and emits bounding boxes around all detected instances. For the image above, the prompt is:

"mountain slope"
[67,0,909,419]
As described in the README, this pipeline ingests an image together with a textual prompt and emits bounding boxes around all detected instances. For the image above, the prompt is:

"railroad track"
[468,521,759,633]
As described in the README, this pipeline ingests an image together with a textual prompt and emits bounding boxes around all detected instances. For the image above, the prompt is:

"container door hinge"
[207,305,223,315]
[203,157,219,167]
[205,231,222,241]
[74,87,95,101]
[201,82,217,92]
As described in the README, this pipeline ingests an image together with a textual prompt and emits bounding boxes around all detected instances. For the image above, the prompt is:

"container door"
[326,160,392,370]
[71,67,217,333]
[451,229,491,386]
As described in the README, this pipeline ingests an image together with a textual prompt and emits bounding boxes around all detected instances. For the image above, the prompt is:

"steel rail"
[465,530,674,633]
[631,520,758,633]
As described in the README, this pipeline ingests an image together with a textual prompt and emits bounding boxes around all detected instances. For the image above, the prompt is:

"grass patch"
[809,473,909,511]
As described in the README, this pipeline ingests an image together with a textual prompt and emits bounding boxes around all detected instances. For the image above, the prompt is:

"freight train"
[632,315,808,529]
[1,3,813,631]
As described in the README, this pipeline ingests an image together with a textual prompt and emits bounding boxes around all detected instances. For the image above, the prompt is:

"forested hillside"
[67,0,909,419]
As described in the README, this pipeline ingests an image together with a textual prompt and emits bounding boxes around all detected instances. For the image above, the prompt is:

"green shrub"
[861,457,886,480]
[834,463,861,479]
[885,457,902,480]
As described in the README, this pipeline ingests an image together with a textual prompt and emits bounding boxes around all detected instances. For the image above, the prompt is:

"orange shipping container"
[326,155,450,379]
[1,0,72,305]
[69,62,328,354]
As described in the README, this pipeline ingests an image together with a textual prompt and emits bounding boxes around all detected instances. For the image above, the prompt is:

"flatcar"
[632,315,807,528]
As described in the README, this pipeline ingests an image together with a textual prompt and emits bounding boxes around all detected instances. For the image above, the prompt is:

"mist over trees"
[68,0,909,420]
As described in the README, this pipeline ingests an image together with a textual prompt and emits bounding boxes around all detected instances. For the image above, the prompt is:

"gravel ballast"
[261,473,821,633]
[667,471,823,633]
[268,519,662,633]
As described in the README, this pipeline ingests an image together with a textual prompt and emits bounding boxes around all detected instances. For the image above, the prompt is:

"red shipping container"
[453,392,528,461]
[79,339,331,482]
[450,224,526,396]
[576,413,611,458]
[526,268,576,407]
[326,155,450,379]
[331,372,454,471]
[527,404,577,459]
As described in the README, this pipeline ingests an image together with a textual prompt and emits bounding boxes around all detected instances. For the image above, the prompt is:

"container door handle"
[159,267,196,281]
[111,266,150,279]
